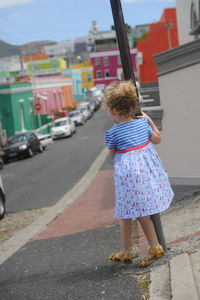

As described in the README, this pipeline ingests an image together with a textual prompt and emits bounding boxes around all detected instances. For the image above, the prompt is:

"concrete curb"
[170,253,199,300]
[0,148,108,265]
[149,263,171,300]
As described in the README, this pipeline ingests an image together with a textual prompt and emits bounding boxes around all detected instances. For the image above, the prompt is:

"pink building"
[90,49,138,86]
[32,76,74,117]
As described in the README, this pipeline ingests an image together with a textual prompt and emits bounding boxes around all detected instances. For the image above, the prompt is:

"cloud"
[0,0,37,8]
[122,0,175,3]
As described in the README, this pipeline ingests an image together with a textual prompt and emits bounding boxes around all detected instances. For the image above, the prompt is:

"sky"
[0,0,176,45]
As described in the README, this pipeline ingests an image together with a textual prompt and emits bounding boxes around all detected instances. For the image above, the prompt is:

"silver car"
[69,111,85,126]
[76,106,91,120]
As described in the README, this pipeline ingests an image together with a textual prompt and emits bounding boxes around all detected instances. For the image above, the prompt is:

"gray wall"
[154,40,200,185]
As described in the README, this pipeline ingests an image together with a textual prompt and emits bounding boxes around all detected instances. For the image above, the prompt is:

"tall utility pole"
[109,0,167,251]
[109,0,141,116]
[28,44,42,130]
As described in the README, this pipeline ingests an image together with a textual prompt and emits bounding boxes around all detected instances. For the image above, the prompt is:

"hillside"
[0,40,21,58]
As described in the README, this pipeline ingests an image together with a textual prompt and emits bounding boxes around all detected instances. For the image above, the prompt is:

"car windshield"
[53,120,68,127]
[8,134,27,144]
[69,112,80,117]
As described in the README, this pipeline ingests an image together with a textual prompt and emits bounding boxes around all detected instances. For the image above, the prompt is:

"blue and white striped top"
[104,118,154,151]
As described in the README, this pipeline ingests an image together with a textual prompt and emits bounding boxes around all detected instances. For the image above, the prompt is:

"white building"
[176,0,200,44]
[44,41,74,57]
[154,0,200,185]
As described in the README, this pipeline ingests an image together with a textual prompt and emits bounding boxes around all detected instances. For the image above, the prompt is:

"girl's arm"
[140,112,161,144]
[109,149,116,157]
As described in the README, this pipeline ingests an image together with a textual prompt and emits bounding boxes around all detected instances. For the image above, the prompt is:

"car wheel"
[3,157,8,164]
[38,144,43,153]
[27,148,33,158]
[0,192,5,219]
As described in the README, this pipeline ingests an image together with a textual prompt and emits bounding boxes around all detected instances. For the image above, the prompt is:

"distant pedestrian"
[104,81,174,267]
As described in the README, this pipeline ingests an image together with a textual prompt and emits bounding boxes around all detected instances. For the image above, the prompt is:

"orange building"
[23,53,49,62]
[137,8,179,83]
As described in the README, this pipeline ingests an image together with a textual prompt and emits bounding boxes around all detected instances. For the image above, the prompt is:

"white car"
[51,117,75,140]
[77,106,92,120]
[69,111,85,126]
[36,133,54,150]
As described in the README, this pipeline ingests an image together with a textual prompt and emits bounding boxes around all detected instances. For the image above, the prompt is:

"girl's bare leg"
[137,216,160,258]
[120,219,132,254]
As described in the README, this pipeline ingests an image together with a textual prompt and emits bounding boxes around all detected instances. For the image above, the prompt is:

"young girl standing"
[104,81,174,267]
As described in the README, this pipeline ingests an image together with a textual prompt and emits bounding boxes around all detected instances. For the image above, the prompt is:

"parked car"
[36,133,54,150]
[90,99,101,111]
[69,111,85,126]
[51,117,75,140]
[76,106,92,120]
[3,132,43,163]
[87,88,103,103]
[79,102,93,114]
[85,101,96,112]
[0,159,6,219]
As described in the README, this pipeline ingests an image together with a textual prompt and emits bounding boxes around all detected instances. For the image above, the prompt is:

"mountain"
[0,40,21,58]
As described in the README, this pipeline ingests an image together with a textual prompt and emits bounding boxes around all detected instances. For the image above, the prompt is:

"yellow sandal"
[109,250,133,264]
[140,244,164,267]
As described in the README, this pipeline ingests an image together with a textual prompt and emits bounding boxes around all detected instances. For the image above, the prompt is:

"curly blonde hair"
[104,81,138,116]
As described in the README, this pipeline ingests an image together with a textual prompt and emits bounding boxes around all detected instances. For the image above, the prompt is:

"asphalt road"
[2,107,200,214]
[2,108,112,213]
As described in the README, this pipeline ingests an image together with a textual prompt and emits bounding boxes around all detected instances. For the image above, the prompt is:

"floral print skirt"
[114,143,174,219]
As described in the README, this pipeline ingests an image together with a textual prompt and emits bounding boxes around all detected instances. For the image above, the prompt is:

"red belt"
[116,141,150,153]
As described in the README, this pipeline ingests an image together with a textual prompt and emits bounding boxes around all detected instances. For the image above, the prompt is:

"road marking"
[0,148,108,265]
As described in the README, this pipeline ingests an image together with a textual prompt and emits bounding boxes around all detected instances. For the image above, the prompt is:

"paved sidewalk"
[0,153,200,299]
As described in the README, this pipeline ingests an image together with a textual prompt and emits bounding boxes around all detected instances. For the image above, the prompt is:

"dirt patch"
[0,208,48,245]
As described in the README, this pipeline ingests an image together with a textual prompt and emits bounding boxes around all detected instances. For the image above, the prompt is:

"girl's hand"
[137,111,151,122]
[138,112,161,144]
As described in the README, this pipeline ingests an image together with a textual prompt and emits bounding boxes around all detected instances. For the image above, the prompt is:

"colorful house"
[137,8,179,83]
[62,69,84,103]
[89,49,138,86]
[26,57,67,76]
[32,76,75,116]
[0,56,24,83]
[62,60,94,103]
[0,82,35,137]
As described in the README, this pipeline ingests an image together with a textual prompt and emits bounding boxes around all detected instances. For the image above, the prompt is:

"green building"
[0,82,36,137]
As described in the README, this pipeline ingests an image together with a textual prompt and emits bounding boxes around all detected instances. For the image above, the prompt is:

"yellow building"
[71,59,94,90]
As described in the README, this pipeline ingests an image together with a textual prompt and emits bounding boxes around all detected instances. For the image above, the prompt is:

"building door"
[20,104,25,131]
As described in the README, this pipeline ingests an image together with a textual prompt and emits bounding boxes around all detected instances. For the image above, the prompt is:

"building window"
[190,2,200,38]
[96,70,102,78]
[87,73,92,83]
[95,57,101,66]
[103,56,109,66]
[104,70,110,78]
[117,55,122,65]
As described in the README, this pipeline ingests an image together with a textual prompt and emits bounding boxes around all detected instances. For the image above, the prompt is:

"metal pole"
[109,0,167,251]
[150,214,167,251]
[28,44,42,130]
[110,0,141,116]
[165,22,172,49]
